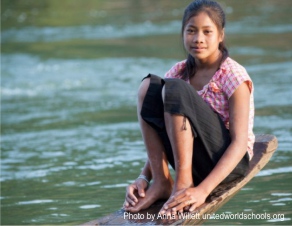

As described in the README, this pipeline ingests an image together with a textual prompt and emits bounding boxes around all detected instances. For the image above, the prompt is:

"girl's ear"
[220,28,225,42]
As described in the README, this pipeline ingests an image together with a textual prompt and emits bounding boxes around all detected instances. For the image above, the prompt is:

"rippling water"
[1,0,292,225]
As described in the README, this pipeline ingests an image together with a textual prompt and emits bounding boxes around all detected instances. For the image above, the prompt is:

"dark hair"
[180,0,229,80]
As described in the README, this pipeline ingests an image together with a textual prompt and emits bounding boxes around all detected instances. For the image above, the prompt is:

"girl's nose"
[193,31,203,43]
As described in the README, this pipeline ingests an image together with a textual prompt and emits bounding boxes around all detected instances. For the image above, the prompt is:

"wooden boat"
[83,134,277,225]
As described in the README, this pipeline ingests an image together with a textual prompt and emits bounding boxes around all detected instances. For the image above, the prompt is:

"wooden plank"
[82,134,277,225]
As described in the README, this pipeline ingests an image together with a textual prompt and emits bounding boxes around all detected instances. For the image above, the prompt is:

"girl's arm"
[195,81,250,198]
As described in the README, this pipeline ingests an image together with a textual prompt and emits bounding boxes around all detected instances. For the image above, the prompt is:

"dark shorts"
[141,74,249,186]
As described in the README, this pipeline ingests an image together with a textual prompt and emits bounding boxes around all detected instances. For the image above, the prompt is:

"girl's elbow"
[230,139,248,154]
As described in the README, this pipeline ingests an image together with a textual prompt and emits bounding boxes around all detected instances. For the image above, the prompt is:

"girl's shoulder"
[219,57,253,97]
[221,57,246,73]
[164,60,187,78]
[220,57,249,77]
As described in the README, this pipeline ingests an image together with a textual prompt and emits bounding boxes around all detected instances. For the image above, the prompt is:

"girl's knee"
[138,77,150,103]
[165,78,188,97]
[166,78,187,89]
[162,85,166,102]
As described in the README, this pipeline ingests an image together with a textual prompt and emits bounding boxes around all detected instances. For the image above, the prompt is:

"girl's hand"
[159,186,208,215]
[123,178,149,209]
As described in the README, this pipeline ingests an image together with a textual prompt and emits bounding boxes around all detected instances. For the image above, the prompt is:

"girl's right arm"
[123,160,152,209]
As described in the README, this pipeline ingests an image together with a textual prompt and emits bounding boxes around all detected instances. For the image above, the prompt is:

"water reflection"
[1,0,292,225]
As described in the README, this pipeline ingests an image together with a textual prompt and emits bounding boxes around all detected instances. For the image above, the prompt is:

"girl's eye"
[186,29,195,33]
[204,30,212,34]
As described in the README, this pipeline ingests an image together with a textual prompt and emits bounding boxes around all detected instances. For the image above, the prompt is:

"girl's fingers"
[160,189,194,214]
[184,205,191,212]
[125,196,137,206]
[172,189,186,199]
[189,203,197,212]
[162,191,184,209]
[127,193,138,203]
[166,193,191,209]
[163,209,173,217]
[123,201,129,208]
[137,184,146,197]
[124,181,149,210]
[171,199,196,213]
[126,185,139,203]
[165,198,182,209]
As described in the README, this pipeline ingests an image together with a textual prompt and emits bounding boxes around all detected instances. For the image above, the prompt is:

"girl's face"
[183,12,223,62]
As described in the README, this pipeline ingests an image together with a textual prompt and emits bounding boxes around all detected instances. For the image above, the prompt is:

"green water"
[1,0,292,225]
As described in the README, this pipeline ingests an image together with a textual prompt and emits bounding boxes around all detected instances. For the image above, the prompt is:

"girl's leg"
[126,77,173,213]
[162,84,194,190]
[162,86,195,212]
[162,78,233,186]
[164,112,194,192]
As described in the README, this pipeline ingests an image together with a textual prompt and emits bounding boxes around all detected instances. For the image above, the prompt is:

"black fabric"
[141,74,249,186]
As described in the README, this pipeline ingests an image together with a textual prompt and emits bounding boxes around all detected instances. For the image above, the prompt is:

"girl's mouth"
[191,46,207,52]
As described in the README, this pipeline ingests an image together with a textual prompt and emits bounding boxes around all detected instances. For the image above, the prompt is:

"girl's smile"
[191,46,207,53]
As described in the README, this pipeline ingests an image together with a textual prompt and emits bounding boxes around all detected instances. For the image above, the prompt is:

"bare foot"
[125,178,173,213]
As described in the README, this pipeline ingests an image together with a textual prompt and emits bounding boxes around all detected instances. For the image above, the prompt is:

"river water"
[1,0,292,225]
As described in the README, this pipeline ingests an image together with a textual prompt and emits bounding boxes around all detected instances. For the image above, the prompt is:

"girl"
[123,0,254,215]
